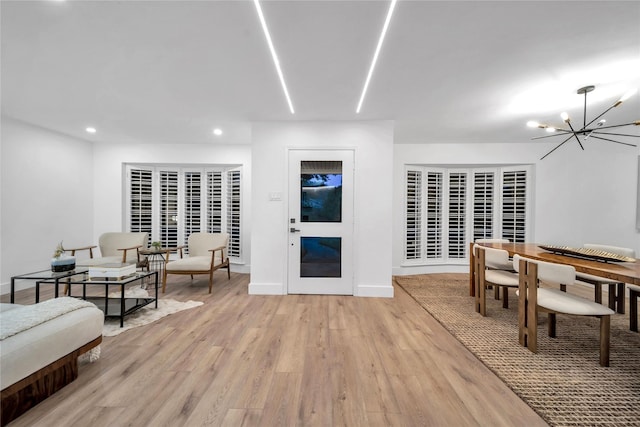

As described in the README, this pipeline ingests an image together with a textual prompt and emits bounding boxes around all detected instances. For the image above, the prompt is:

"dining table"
[469,242,640,314]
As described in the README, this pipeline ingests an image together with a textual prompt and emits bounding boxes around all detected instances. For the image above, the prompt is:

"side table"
[139,246,184,277]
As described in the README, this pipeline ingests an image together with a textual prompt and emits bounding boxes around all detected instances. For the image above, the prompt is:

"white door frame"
[286,148,355,295]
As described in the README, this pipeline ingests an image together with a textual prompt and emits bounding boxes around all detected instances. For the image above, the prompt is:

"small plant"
[151,241,162,250]
[52,241,65,258]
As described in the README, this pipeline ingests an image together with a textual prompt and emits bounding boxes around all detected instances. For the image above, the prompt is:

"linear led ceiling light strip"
[254,0,295,114]
[356,0,398,114]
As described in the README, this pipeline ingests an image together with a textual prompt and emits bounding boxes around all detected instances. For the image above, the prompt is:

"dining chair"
[473,245,519,316]
[514,254,615,367]
[576,244,635,314]
[474,238,512,300]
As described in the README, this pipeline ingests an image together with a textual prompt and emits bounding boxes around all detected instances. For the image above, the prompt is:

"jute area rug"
[395,274,640,427]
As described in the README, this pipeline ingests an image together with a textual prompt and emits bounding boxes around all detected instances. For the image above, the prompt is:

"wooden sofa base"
[1,336,102,426]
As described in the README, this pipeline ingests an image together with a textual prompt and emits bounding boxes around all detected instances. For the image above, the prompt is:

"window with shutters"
[125,164,243,262]
[130,169,153,236]
[403,165,531,265]
[448,172,467,259]
[425,171,443,259]
[501,169,527,244]
[226,169,241,258]
[405,170,423,260]
[473,171,495,241]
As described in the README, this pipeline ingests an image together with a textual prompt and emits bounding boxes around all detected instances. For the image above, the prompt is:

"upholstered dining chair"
[514,254,615,367]
[473,245,519,316]
[162,232,230,293]
[474,238,512,300]
[576,243,636,314]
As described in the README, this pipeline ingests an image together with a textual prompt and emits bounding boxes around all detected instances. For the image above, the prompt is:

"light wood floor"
[3,272,548,426]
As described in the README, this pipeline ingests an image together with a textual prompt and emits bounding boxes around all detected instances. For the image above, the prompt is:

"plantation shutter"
[184,172,202,246]
[159,171,179,248]
[405,169,423,260]
[473,172,495,241]
[129,168,153,235]
[226,169,241,258]
[207,171,223,233]
[402,165,531,266]
[448,172,467,259]
[426,171,443,259]
[501,169,527,243]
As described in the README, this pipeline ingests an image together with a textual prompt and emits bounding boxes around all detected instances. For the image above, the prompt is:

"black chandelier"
[527,85,639,160]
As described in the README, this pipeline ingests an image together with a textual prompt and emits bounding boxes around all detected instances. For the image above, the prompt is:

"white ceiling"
[2,0,639,147]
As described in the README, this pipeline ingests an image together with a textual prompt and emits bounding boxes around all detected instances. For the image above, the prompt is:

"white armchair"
[67,232,149,267]
[162,232,230,293]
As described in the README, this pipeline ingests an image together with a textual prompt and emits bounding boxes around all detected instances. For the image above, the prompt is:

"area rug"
[102,287,203,337]
[395,274,640,427]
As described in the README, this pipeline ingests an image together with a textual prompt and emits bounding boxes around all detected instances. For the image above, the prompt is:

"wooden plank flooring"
[3,272,548,426]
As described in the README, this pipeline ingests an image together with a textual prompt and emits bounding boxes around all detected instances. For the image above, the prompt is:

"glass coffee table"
[64,271,158,327]
[10,268,89,303]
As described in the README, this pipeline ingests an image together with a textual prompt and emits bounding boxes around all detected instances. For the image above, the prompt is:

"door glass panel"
[300,237,341,277]
[300,161,342,222]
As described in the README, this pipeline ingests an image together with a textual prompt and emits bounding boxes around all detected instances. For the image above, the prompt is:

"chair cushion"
[166,256,214,272]
[517,288,615,316]
[485,270,519,287]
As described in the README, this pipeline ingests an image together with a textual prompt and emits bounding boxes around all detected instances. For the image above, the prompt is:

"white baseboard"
[356,284,394,298]
[230,264,250,274]
[392,264,469,276]
[248,282,286,295]
[0,280,34,297]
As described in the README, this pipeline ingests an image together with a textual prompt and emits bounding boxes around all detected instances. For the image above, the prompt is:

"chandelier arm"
[582,104,616,130]
[540,135,574,160]
[589,135,637,148]
[531,131,573,140]
[565,122,584,150]
[590,131,640,138]
[596,122,640,130]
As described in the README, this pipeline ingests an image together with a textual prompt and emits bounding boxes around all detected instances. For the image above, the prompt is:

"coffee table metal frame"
[9,268,89,303]
[64,271,158,327]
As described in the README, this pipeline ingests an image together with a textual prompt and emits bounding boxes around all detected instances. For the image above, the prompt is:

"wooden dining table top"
[475,242,640,285]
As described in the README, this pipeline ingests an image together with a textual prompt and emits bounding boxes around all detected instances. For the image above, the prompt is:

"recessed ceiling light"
[356,0,397,114]
[254,0,295,114]
[213,128,223,136]
[85,127,96,134]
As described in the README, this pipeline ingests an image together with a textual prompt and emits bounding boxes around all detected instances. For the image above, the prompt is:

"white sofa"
[0,298,103,425]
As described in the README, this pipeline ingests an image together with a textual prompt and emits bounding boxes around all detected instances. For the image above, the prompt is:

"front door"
[287,149,354,295]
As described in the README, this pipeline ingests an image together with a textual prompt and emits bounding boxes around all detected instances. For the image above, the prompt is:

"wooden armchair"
[162,232,230,293]
[66,232,149,268]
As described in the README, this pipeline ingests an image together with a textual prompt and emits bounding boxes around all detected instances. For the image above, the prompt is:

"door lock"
[290,227,301,233]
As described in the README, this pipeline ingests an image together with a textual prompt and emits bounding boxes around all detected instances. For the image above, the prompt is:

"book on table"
[88,262,137,279]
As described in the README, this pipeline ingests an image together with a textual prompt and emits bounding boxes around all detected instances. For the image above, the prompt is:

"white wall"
[393,140,640,275]
[91,142,252,272]
[250,121,394,297]
[1,117,94,293]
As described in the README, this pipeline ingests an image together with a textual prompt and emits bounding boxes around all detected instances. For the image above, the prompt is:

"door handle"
[290,227,301,233]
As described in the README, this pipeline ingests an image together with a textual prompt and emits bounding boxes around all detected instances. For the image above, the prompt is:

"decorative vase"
[51,254,76,272]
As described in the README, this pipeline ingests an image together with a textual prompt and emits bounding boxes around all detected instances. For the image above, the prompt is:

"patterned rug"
[395,274,640,427]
